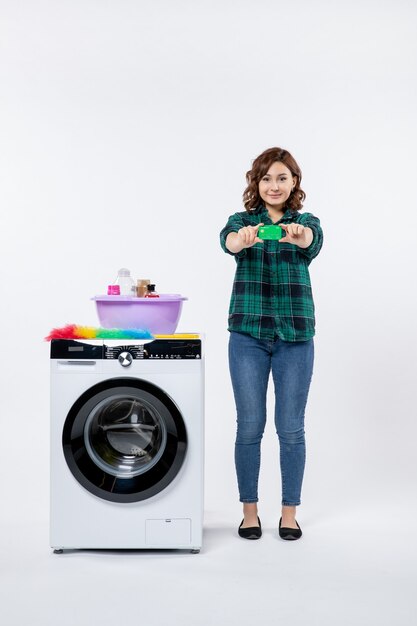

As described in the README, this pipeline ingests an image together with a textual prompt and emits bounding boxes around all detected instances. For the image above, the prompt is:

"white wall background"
[1,0,416,528]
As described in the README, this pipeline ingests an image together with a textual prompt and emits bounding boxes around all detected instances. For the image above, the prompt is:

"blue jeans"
[228,331,314,506]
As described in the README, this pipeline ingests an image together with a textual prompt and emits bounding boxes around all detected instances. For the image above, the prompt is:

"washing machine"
[50,335,204,552]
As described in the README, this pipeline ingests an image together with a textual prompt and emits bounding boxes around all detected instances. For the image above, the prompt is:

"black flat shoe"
[238,516,262,540]
[279,517,302,540]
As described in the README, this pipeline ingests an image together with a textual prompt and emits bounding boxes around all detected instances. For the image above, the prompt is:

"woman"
[219,147,323,540]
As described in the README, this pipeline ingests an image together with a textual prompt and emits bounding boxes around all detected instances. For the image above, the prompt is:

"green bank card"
[258,225,283,240]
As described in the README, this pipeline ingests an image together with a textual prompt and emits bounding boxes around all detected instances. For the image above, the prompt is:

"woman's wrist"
[226,232,245,253]
[297,227,313,249]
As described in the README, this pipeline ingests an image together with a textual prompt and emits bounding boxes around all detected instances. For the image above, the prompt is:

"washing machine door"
[62,378,187,503]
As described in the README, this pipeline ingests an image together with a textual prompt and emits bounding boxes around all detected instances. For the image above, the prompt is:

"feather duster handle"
[45,324,153,341]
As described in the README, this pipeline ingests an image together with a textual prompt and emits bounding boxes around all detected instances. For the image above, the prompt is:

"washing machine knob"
[118,351,133,367]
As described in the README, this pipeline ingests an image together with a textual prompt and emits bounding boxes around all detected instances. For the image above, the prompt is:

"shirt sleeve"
[296,212,324,264]
[219,213,248,258]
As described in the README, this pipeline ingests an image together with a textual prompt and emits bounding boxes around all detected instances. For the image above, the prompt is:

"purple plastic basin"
[92,294,187,334]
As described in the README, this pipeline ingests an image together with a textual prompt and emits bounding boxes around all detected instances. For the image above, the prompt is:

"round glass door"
[63,378,187,503]
[84,395,168,478]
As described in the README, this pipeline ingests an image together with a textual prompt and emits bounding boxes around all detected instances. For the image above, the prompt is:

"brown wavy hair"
[243,147,306,213]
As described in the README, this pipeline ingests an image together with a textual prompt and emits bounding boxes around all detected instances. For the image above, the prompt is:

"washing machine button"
[118,351,133,367]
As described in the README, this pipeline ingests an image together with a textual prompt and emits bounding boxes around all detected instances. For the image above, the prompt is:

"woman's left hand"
[279,224,313,249]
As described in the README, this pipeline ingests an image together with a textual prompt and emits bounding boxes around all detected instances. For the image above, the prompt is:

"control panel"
[51,339,202,360]
[105,340,201,360]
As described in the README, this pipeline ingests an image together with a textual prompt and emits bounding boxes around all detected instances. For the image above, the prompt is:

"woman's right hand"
[225,223,264,254]
[237,223,264,248]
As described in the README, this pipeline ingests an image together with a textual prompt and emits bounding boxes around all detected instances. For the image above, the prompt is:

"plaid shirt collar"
[250,204,300,224]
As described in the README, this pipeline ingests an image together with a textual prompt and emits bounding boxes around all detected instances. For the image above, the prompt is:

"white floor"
[1,506,416,626]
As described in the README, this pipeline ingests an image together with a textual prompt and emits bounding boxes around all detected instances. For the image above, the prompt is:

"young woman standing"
[220,147,323,540]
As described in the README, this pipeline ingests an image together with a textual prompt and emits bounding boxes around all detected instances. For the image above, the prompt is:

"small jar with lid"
[136,279,150,297]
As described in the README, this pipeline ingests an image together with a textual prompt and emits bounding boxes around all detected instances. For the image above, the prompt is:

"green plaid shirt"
[220,206,323,342]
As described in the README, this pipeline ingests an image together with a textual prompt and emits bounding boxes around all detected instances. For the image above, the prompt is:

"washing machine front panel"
[63,378,187,503]
[51,337,204,549]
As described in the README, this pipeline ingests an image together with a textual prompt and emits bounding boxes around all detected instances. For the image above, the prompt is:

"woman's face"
[258,161,296,212]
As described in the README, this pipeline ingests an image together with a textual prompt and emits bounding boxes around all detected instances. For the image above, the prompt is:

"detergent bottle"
[114,268,136,296]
